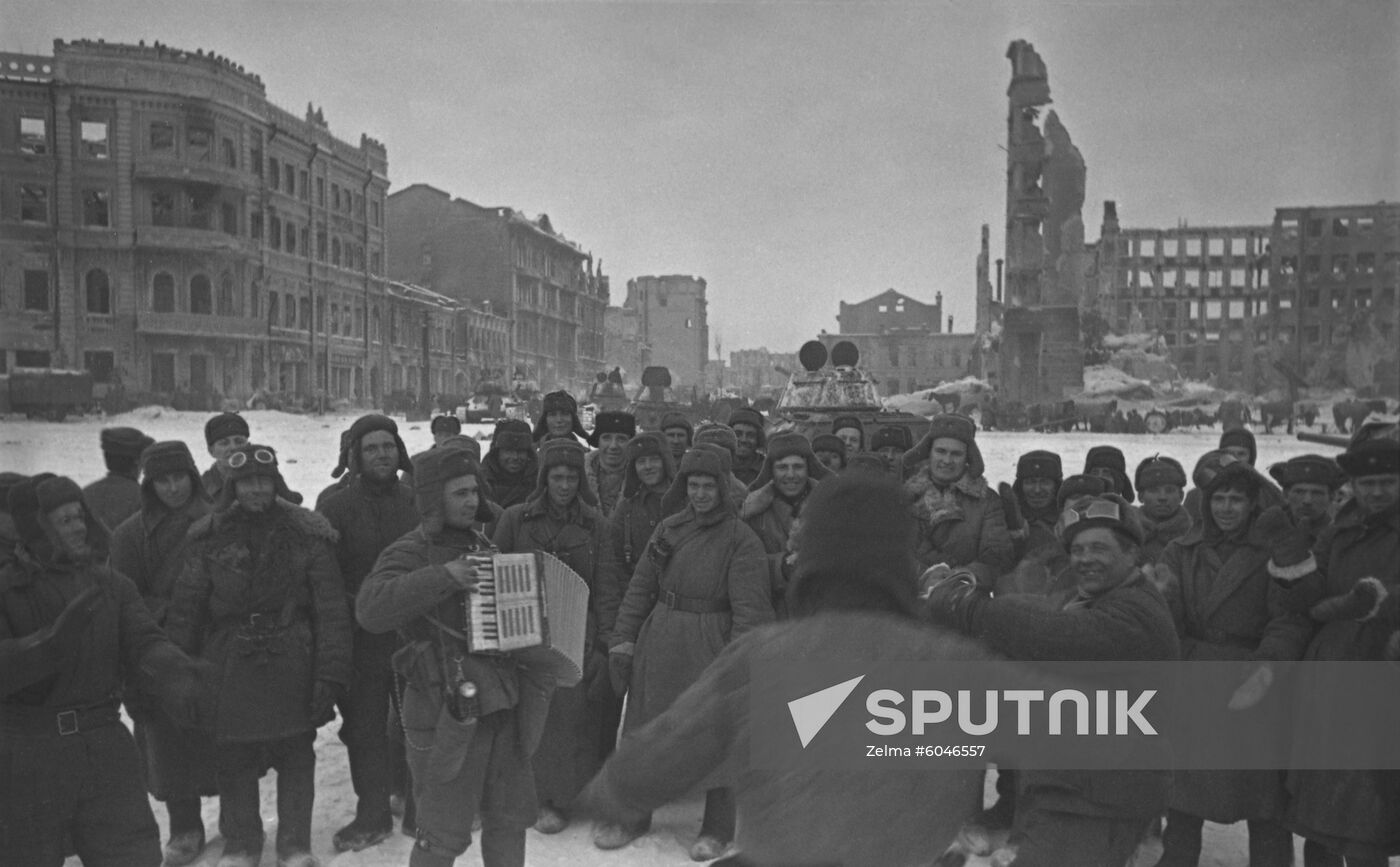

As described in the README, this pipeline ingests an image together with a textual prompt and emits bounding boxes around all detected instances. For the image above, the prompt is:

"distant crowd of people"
[1,389,1396,867]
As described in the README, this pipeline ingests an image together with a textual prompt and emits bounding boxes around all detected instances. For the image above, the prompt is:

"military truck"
[0,368,94,420]
[768,340,933,444]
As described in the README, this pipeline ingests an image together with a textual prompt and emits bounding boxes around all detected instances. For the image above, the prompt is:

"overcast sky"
[6,0,1396,357]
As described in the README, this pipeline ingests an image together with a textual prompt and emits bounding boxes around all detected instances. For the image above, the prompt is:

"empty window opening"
[150,121,175,152]
[19,116,47,155]
[85,269,111,314]
[81,120,109,159]
[83,190,110,227]
[20,184,48,222]
[190,275,212,314]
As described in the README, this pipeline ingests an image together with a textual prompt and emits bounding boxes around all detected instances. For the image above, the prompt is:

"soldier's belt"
[0,700,121,737]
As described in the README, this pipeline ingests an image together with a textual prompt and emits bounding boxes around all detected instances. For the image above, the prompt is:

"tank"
[768,341,933,444]
[627,366,698,432]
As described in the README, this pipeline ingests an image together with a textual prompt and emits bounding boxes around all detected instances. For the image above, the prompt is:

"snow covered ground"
[5,408,1386,866]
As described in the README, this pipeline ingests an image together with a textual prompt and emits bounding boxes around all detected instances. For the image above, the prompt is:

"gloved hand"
[310,680,341,724]
[161,657,212,728]
[921,571,988,634]
[46,584,104,658]
[997,482,1025,533]
[1308,577,1388,622]
[608,643,634,697]
[1227,662,1274,711]
[1254,506,1312,570]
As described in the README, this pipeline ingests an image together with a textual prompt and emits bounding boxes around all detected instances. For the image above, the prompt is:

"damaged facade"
[820,288,975,397]
[999,40,1088,404]
[622,275,709,397]
[0,40,459,408]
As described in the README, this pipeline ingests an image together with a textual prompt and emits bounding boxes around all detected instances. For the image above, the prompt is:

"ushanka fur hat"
[749,431,831,492]
[788,470,919,619]
[1058,493,1145,550]
[693,423,738,456]
[533,439,597,507]
[660,447,731,517]
[726,407,767,447]
[1084,445,1135,503]
[903,414,984,480]
[532,391,589,443]
[204,412,250,447]
[9,474,109,561]
[659,411,695,440]
[139,441,210,507]
[1268,454,1344,490]
[588,411,638,448]
[332,414,413,478]
[1337,438,1400,479]
[1218,428,1258,465]
[412,447,495,536]
[621,432,676,499]
[100,427,155,459]
[1056,473,1110,511]
[489,419,535,455]
[217,443,299,512]
[829,415,865,449]
[1135,455,1188,492]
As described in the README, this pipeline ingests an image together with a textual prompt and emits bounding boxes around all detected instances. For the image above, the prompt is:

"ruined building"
[999,41,1087,404]
[622,275,708,397]
[821,288,972,396]
[386,183,609,395]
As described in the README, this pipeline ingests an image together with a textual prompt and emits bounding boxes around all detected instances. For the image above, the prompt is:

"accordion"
[458,551,589,687]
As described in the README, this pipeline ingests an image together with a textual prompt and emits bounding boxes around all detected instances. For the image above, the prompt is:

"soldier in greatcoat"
[166,444,352,867]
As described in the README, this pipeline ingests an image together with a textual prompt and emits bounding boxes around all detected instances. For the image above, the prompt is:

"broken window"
[1259,269,1270,288]
[1138,268,1154,289]
[1331,219,1348,237]
[152,273,175,312]
[1355,288,1372,308]
[1229,267,1246,287]
[1208,270,1224,288]
[1279,256,1297,275]
[1163,332,1177,346]
[1330,293,1344,310]
[1331,255,1349,277]
[85,269,111,314]
[1162,270,1178,288]
[15,349,50,367]
[222,137,237,168]
[20,184,48,222]
[1205,300,1222,319]
[1356,217,1374,234]
[1279,220,1299,241]
[1204,329,1220,343]
[190,274,212,314]
[1356,252,1375,274]
[1278,295,1293,310]
[19,116,47,155]
[82,190,110,227]
[1140,238,1156,257]
[269,158,280,190]
[283,164,295,196]
[187,122,213,161]
[1188,300,1201,320]
[1228,300,1245,319]
[1185,238,1202,258]
[24,269,50,310]
[81,120,109,159]
[1307,219,1322,237]
[1255,299,1269,316]
[150,120,175,152]
[1181,270,1199,289]
[1162,238,1178,258]
[1231,238,1247,257]
[1208,238,1225,257]
[1304,255,1321,276]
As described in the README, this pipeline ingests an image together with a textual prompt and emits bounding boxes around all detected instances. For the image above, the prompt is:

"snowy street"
[5,408,1386,867]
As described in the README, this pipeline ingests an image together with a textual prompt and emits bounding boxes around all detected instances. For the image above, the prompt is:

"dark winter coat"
[1273,503,1400,858]
[1,547,186,709]
[1157,513,1313,823]
[492,493,623,805]
[200,464,223,501]
[1139,504,1192,565]
[609,487,668,587]
[317,475,420,599]
[165,502,352,743]
[610,504,773,733]
[1007,504,1064,593]
[82,473,143,534]
[903,467,1015,586]
[355,525,549,824]
[109,495,217,800]
[586,613,1006,867]
[740,481,810,618]
[963,570,1180,820]
[480,451,538,510]
[730,451,764,487]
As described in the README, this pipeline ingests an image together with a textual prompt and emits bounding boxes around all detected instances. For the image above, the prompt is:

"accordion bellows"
[460,551,589,687]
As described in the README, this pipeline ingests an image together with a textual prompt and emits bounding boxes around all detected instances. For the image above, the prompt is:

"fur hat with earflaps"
[204,412,250,448]
[829,415,865,451]
[588,411,638,448]
[659,412,695,444]
[1218,428,1258,466]
[216,443,298,512]
[1084,445,1136,503]
[621,432,677,499]
[1056,473,1110,511]
[489,419,535,456]
[9,474,110,562]
[331,414,413,478]
[532,391,589,443]
[788,471,919,619]
[903,413,985,480]
[532,439,597,507]
[726,407,767,448]
[660,447,731,517]
[1058,493,1145,551]
[100,427,155,460]
[693,423,737,456]
[748,430,831,492]
[1268,454,1344,491]
[139,441,211,510]
[412,448,495,538]
[1135,455,1187,493]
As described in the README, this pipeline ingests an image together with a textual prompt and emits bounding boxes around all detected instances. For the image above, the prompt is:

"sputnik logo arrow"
[787,675,865,748]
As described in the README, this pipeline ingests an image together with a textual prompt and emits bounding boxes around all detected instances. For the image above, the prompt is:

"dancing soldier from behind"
[166,444,352,867]
[581,471,1064,867]
[82,426,154,532]
[109,441,218,866]
[317,414,420,852]
[1,474,205,866]
[357,447,552,867]
[597,447,774,859]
